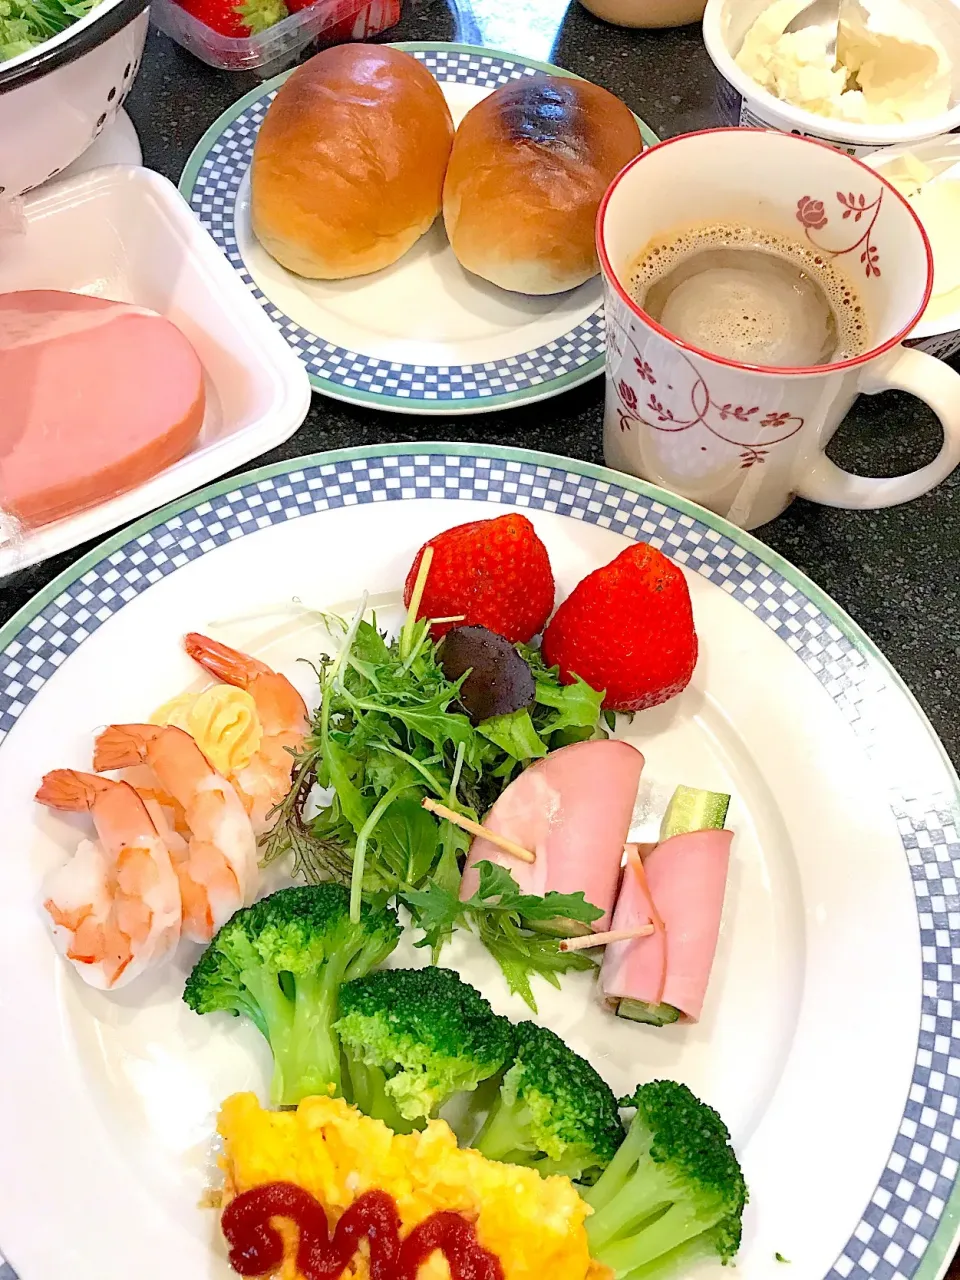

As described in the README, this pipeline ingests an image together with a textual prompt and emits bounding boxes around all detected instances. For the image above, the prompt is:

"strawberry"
[403,514,554,644]
[174,0,286,37]
[541,543,697,712]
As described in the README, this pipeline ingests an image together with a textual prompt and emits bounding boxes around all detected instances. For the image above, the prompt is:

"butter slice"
[881,154,960,323]
[911,178,960,320]
[152,686,263,776]
[882,153,937,199]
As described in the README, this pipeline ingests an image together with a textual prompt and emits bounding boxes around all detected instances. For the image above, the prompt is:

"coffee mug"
[597,128,960,529]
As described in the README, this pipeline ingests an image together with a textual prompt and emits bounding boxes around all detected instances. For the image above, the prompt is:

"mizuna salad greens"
[260,596,609,1009]
[0,0,100,60]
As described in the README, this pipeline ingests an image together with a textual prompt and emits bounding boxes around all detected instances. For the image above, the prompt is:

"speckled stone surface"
[3,0,958,772]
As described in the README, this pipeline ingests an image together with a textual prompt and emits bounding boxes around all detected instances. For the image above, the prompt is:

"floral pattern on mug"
[796,188,883,279]
[796,196,827,230]
[609,310,804,464]
[719,403,760,423]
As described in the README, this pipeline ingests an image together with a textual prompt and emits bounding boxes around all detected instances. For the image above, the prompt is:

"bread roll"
[443,76,642,295]
[251,45,454,280]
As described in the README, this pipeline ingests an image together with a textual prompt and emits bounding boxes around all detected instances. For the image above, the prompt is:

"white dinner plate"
[179,43,658,414]
[0,443,957,1280]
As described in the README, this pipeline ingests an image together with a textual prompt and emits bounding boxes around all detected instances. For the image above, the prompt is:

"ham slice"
[602,828,732,1022]
[459,738,644,931]
[0,290,204,526]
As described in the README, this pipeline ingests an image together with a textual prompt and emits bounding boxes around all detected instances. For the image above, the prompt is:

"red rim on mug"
[595,127,935,379]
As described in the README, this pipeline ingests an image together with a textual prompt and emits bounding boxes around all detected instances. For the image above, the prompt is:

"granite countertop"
[6,0,958,767]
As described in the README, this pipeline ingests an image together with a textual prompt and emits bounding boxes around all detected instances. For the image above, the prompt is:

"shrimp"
[36,771,182,989]
[183,633,309,830]
[93,724,259,943]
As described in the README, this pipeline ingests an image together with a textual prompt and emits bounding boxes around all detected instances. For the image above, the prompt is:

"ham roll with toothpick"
[459,738,644,932]
[602,828,733,1025]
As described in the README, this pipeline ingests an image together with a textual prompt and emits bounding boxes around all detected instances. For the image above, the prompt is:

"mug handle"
[794,346,960,509]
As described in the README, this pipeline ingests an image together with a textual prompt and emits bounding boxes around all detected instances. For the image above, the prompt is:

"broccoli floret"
[584,1080,747,1277]
[335,967,514,1132]
[183,883,400,1107]
[471,1020,623,1184]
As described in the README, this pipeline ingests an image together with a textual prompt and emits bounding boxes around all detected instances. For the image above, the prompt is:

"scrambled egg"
[151,686,262,777]
[218,1092,597,1280]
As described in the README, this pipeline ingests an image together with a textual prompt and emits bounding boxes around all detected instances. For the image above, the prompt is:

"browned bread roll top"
[443,75,643,295]
[251,45,455,280]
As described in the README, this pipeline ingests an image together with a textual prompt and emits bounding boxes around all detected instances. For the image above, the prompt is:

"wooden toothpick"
[559,925,655,952]
[421,797,536,864]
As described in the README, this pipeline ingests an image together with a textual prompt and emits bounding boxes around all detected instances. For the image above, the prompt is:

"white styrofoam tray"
[0,164,312,576]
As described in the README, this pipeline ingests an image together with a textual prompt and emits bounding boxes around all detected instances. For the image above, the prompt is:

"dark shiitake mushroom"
[440,625,536,724]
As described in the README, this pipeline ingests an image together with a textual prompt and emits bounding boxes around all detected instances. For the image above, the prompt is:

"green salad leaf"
[260,605,608,997]
[404,861,604,1011]
[0,0,100,60]
[477,709,548,761]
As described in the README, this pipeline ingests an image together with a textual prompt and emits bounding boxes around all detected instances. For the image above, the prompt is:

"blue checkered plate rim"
[0,442,958,1280]
[178,43,659,415]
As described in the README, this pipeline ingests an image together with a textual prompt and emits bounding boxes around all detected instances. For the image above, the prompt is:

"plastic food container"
[703,0,960,157]
[150,0,400,75]
[0,164,311,576]
[863,134,960,362]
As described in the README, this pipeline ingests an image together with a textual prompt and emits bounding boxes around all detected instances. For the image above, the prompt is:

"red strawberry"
[174,0,286,37]
[542,543,697,712]
[403,514,554,644]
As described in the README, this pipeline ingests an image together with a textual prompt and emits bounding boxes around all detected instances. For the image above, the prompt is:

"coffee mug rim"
[596,127,935,378]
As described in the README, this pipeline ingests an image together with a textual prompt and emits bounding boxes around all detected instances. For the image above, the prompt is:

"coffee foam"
[627,222,869,367]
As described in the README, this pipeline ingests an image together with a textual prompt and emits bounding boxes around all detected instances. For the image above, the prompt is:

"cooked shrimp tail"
[183,632,266,685]
[184,633,308,736]
[93,723,258,942]
[183,633,308,831]
[93,724,162,773]
[37,772,181,989]
[36,768,111,811]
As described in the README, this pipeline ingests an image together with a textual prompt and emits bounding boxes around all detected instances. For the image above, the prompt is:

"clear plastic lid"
[149,0,400,75]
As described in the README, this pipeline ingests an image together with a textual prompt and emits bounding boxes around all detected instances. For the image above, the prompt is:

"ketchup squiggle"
[222,1181,505,1280]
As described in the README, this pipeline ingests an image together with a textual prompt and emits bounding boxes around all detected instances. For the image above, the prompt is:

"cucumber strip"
[616,998,680,1026]
[659,783,730,840]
